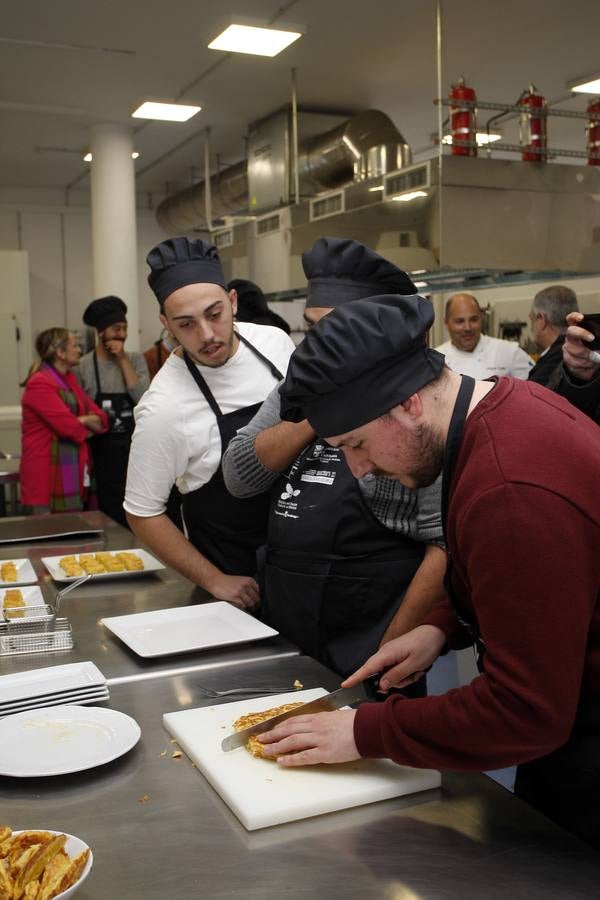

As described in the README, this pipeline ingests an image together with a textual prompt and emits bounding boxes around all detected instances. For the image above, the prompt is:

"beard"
[372,421,444,488]
[191,329,236,368]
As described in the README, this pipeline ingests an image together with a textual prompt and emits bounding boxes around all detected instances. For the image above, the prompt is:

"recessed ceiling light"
[368,185,384,192]
[570,75,600,94]
[131,101,201,122]
[208,24,302,57]
[83,151,141,162]
[414,281,428,289]
[392,190,428,202]
[441,132,502,146]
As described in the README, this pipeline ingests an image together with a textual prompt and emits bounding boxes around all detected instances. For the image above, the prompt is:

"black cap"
[302,237,417,309]
[147,237,227,305]
[279,294,444,435]
[83,296,127,331]
[227,279,269,319]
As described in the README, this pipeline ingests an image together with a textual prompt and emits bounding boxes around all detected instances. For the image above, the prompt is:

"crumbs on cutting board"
[138,794,151,803]
[172,750,182,759]
[160,750,167,757]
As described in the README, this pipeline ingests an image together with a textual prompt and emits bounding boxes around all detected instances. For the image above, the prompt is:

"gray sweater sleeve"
[359,472,444,546]
[128,352,150,403]
[222,384,284,498]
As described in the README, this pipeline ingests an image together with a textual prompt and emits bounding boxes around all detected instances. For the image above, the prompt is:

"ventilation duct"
[156,109,411,233]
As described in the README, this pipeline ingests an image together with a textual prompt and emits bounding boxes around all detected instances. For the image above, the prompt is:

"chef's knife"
[221,682,370,753]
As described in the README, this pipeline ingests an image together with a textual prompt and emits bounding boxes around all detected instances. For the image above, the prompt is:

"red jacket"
[20,368,109,506]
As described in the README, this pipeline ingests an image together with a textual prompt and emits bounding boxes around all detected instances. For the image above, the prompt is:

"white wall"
[0,193,170,371]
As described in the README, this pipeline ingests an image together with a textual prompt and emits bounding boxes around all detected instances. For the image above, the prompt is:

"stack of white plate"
[0,660,109,718]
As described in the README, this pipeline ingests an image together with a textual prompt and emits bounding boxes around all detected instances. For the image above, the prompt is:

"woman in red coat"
[20,328,109,513]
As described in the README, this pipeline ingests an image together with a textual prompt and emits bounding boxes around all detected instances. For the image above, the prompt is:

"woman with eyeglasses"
[20,328,108,514]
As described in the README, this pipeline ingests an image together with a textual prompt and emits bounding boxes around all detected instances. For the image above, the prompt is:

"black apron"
[443,376,600,850]
[90,352,134,528]
[261,439,425,677]
[181,336,283,575]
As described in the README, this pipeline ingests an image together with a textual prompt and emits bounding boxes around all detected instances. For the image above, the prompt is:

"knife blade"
[221,682,369,753]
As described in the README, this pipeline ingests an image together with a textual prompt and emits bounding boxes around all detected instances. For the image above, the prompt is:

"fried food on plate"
[233,703,305,759]
[2,590,25,619]
[1,563,18,583]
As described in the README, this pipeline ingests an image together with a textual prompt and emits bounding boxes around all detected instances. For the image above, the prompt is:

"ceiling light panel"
[131,102,201,122]
[570,76,600,94]
[208,24,301,57]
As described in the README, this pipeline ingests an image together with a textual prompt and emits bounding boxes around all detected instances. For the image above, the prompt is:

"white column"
[90,123,140,350]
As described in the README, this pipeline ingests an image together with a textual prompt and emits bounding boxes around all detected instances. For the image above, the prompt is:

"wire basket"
[0,603,74,656]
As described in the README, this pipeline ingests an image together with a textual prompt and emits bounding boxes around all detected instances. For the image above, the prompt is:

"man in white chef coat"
[436,292,533,379]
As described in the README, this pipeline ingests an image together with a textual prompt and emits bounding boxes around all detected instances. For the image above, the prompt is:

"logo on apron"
[280,483,301,500]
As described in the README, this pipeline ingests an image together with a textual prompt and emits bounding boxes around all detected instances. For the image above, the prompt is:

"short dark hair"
[532,285,579,330]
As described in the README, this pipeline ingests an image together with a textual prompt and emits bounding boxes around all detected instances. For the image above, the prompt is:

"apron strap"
[182,351,223,420]
[440,375,482,651]
[183,332,285,421]
[441,375,476,541]
[237,332,284,381]
[93,350,102,398]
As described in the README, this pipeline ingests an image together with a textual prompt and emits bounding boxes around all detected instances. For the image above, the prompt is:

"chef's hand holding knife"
[259,624,446,766]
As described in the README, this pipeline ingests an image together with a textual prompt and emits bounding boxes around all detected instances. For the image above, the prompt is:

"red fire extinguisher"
[519,85,547,162]
[449,77,477,156]
[587,98,600,166]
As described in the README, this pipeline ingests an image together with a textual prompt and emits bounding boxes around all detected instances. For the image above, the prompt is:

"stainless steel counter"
[0,511,299,679]
[2,655,599,899]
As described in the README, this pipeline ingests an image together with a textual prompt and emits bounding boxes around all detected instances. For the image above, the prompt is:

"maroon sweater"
[355,378,600,770]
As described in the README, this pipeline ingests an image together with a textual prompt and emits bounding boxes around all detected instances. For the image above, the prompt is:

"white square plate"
[1,585,49,619]
[101,601,279,658]
[0,558,38,586]
[41,549,165,583]
[0,660,106,704]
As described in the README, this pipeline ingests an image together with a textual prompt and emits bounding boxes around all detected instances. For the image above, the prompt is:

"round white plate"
[13,830,93,899]
[0,705,141,777]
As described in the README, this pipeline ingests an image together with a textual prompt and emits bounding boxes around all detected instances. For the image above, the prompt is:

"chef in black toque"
[222,238,447,679]
[227,279,291,334]
[77,295,149,526]
[256,293,600,858]
[123,237,295,608]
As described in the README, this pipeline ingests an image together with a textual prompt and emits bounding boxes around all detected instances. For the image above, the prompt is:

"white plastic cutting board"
[163,688,441,831]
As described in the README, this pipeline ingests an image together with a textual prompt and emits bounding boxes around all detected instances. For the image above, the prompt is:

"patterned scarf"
[44,366,87,512]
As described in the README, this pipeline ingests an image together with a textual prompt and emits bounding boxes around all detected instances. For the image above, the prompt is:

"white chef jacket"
[124,322,295,518]
[435,334,533,380]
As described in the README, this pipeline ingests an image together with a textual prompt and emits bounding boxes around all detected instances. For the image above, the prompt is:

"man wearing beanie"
[256,294,600,852]
[124,237,295,607]
[77,295,149,526]
[223,238,446,679]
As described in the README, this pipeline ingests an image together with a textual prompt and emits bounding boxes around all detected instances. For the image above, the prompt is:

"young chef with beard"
[257,294,600,851]
[77,296,149,526]
[222,238,446,679]
[124,238,295,608]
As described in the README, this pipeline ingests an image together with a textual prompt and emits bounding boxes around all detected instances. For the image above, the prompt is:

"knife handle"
[363,671,391,700]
